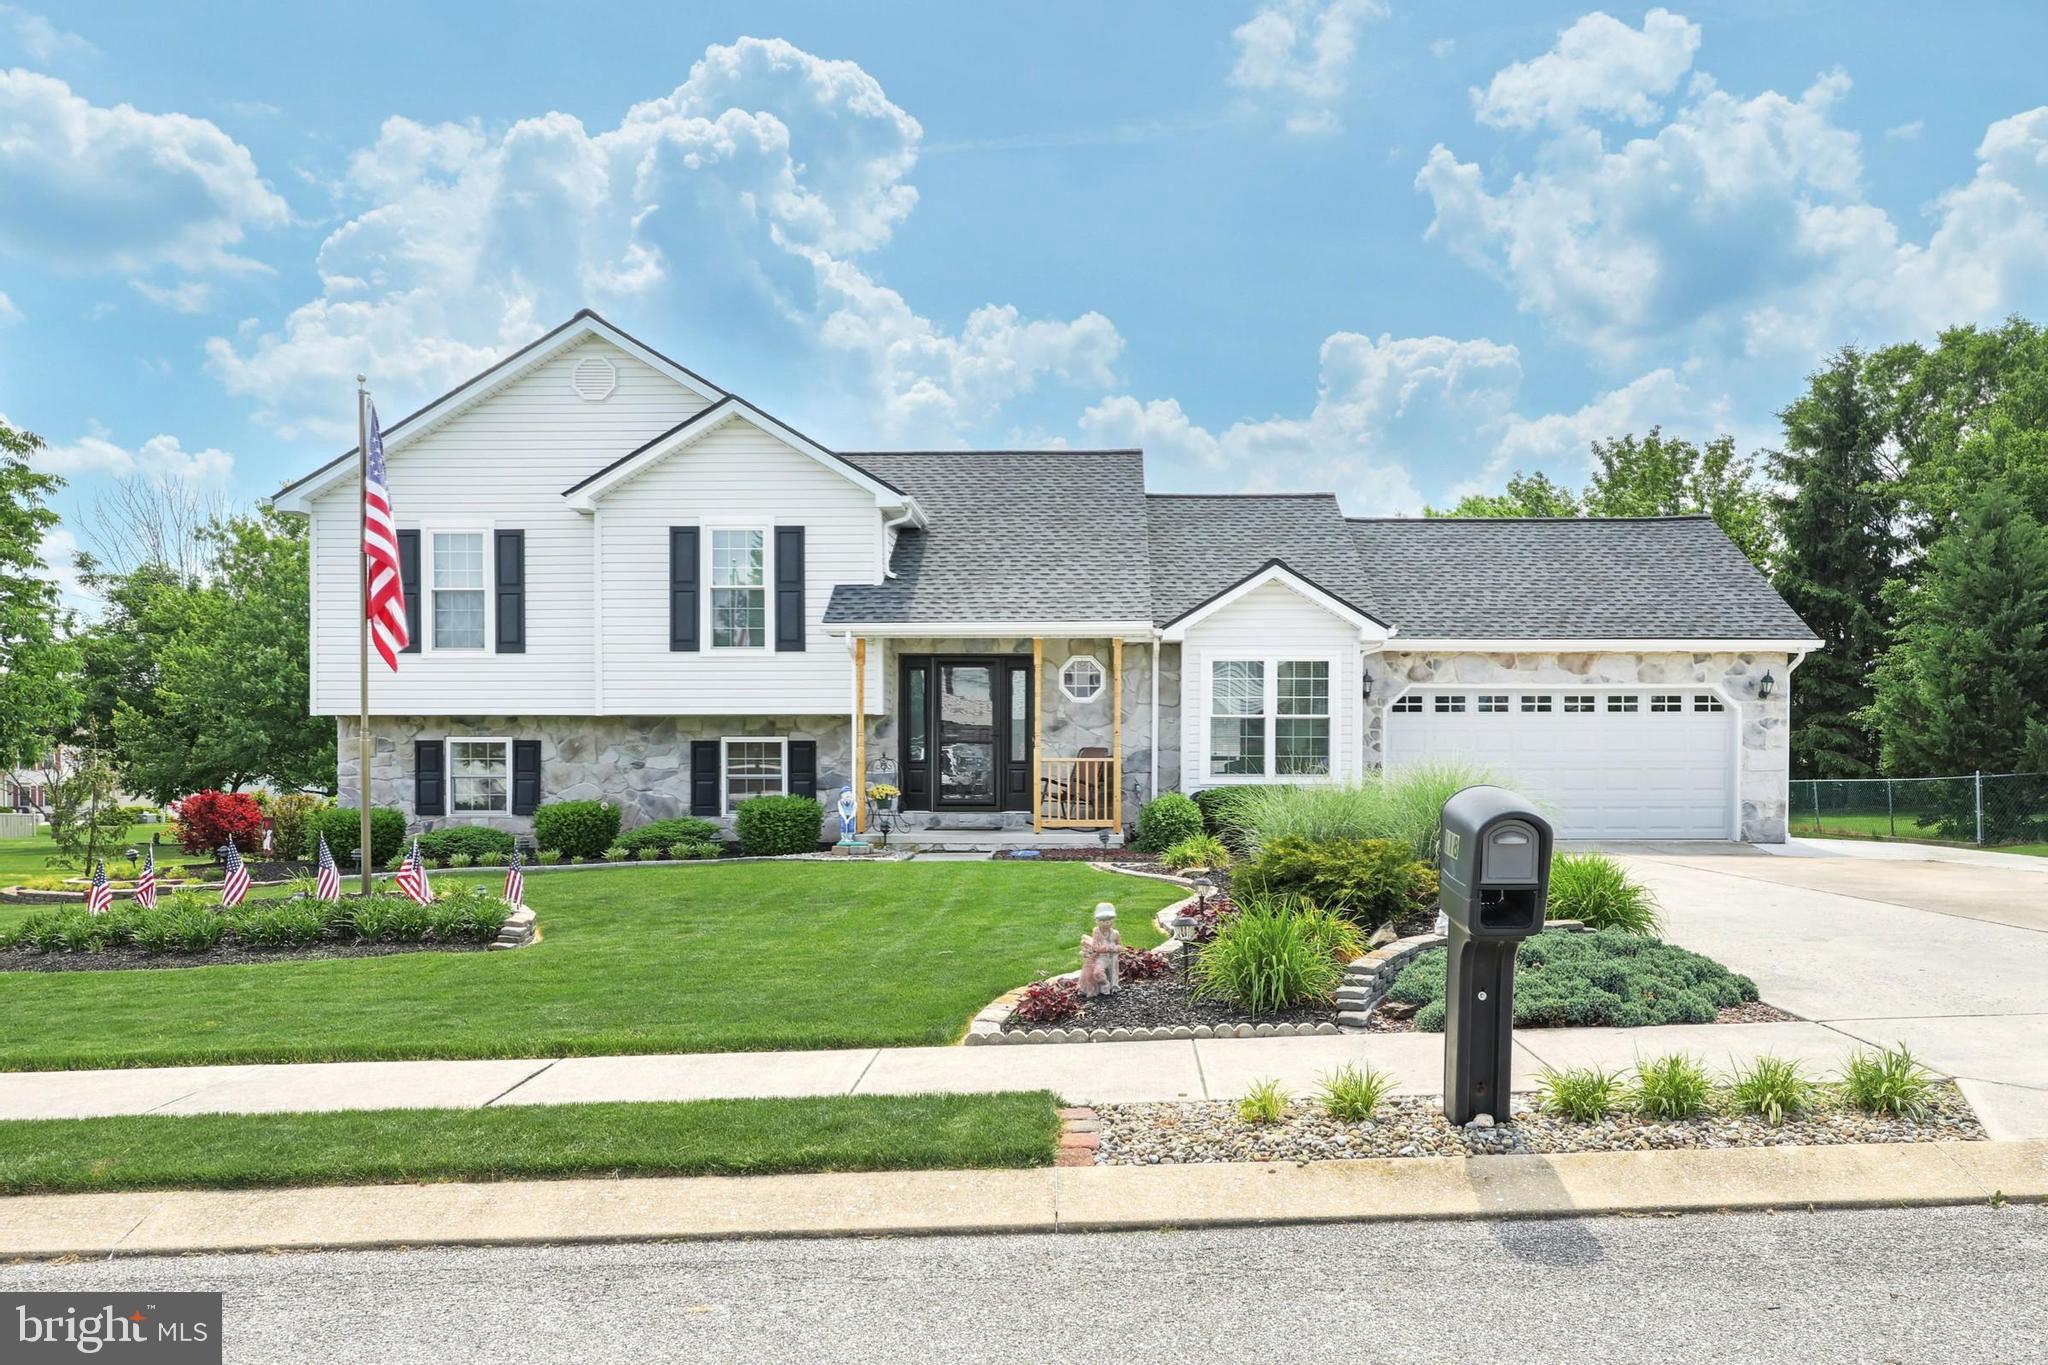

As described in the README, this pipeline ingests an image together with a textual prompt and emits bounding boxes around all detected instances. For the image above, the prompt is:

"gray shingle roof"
[1146,494,1383,625]
[824,452,1152,624]
[1347,516,1818,641]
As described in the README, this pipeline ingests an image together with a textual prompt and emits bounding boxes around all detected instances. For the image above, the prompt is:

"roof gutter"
[1383,638,1824,653]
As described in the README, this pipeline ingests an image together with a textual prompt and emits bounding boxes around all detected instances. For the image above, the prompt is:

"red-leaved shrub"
[1013,977,1083,1024]
[172,790,267,856]
[1188,893,1236,943]
[1118,947,1170,982]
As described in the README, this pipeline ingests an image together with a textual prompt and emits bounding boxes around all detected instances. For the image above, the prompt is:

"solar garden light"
[1169,910,1200,1003]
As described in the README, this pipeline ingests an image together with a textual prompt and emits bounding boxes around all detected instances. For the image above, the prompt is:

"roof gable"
[1159,558,1389,640]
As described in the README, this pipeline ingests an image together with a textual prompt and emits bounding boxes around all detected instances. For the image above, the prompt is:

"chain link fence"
[1787,772,2048,847]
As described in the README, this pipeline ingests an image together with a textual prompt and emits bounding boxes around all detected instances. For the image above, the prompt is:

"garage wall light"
[1757,670,1775,699]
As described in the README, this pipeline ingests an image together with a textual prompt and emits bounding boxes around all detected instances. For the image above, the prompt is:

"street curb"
[0,1139,2037,1259]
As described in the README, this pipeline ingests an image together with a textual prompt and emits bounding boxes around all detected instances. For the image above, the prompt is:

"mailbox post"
[1437,786,1553,1125]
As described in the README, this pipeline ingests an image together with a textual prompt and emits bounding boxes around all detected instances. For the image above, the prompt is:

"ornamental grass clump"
[1535,1066,1626,1122]
[1841,1045,1936,1118]
[1159,834,1232,871]
[1544,853,1661,935]
[1726,1055,1815,1124]
[1632,1053,1712,1120]
[1316,1064,1395,1121]
[1190,898,1341,1013]
[1238,1078,1290,1125]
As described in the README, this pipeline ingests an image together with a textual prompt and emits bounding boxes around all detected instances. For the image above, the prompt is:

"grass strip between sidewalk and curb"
[0,1092,1062,1195]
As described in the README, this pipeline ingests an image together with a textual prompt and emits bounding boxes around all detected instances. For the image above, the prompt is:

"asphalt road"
[5,1204,2041,1363]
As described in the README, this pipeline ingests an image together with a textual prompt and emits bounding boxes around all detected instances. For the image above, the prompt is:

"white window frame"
[721,736,788,815]
[705,525,771,651]
[447,736,512,815]
[1201,652,1341,785]
[1058,654,1107,704]
[423,527,493,654]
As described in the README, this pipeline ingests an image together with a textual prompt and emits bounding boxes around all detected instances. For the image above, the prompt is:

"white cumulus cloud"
[208,37,1119,444]
[3,7,94,62]
[34,422,236,484]
[1229,0,1386,136]
[0,69,287,276]
[1473,8,1701,130]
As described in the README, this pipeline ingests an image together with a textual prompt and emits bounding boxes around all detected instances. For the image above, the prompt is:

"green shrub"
[532,800,621,861]
[601,846,631,863]
[1535,1066,1626,1121]
[421,884,511,941]
[264,793,329,865]
[1131,793,1203,853]
[536,849,564,865]
[1191,900,1341,1013]
[413,826,516,863]
[634,847,662,861]
[307,806,407,867]
[666,842,722,861]
[1159,834,1232,871]
[161,902,227,952]
[1192,786,1258,843]
[616,817,720,854]
[1632,1053,1711,1120]
[1840,1045,1936,1118]
[734,795,823,855]
[1727,1055,1815,1124]
[1316,1064,1394,1121]
[230,903,327,949]
[1385,929,1758,1031]
[445,853,475,869]
[1238,1078,1290,1124]
[1545,853,1661,935]
[1232,835,1435,932]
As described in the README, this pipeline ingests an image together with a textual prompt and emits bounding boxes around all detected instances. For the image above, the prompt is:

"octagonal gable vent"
[570,355,618,401]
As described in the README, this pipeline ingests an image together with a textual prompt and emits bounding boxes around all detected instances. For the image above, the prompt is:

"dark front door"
[898,655,1031,812]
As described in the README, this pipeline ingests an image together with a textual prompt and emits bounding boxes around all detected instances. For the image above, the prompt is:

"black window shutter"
[670,527,700,651]
[511,739,541,815]
[789,740,818,799]
[414,740,445,817]
[689,740,720,815]
[397,530,421,653]
[495,530,525,654]
[774,526,806,652]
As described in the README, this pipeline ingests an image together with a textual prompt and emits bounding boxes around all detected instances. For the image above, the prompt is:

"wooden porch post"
[853,638,867,834]
[1032,637,1044,834]
[1111,637,1124,833]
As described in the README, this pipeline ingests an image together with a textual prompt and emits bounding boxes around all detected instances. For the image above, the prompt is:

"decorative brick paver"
[1057,1107,1103,1166]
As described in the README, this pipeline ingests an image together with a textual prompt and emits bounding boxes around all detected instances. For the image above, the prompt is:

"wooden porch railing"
[1039,756,1118,829]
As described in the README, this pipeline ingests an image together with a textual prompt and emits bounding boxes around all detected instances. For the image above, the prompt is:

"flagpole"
[356,375,373,897]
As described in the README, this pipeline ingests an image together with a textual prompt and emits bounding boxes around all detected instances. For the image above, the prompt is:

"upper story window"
[432,532,486,649]
[1059,655,1106,703]
[710,529,766,648]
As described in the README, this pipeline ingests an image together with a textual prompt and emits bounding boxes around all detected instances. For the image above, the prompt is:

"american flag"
[363,401,410,670]
[314,834,342,902]
[86,859,113,916]
[133,846,158,910]
[220,838,251,908]
[503,846,524,906]
[394,838,434,905]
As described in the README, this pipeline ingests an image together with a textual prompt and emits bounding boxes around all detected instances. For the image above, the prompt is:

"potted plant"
[866,782,901,815]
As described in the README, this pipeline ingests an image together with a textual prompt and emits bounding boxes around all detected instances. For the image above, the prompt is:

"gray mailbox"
[1437,785,1554,1125]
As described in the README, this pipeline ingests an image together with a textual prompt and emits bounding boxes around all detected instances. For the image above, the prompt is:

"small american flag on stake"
[503,846,524,907]
[315,834,342,902]
[220,839,251,908]
[133,847,158,910]
[86,859,113,916]
[395,839,434,905]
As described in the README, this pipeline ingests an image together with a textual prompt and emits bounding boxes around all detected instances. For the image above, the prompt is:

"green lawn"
[0,1092,1061,1194]
[1796,811,2048,857]
[0,821,174,879]
[0,861,1178,1071]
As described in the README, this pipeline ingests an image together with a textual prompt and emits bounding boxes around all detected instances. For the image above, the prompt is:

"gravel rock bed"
[1094,1083,1985,1165]
[1001,972,1336,1034]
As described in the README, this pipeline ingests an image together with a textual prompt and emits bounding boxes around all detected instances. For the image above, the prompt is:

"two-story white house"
[274,311,1819,845]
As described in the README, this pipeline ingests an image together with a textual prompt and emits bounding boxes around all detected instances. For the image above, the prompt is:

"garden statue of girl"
[1078,902,1121,997]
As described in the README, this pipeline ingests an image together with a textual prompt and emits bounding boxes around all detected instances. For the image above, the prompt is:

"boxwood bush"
[1232,835,1436,932]
[1130,792,1203,853]
[413,826,516,863]
[532,800,621,860]
[734,794,823,855]
[1383,929,1759,1031]
[616,817,721,854]
[306,806,407,867]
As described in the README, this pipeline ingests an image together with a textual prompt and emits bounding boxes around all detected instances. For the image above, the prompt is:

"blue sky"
[5,2,2047,602]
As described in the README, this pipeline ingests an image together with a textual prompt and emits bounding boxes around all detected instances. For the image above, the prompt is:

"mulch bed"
[1001,970,1337,1034]
[0,939,495,973]
[1095,1084,1986,1165]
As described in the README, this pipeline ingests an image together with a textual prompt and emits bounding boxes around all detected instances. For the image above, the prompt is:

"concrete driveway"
[1608,841,2048,1139]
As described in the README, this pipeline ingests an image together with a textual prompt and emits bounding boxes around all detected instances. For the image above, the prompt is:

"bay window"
[1208,657,1333,780]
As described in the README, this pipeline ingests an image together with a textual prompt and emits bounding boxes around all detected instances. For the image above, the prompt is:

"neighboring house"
[272,311,1820,845]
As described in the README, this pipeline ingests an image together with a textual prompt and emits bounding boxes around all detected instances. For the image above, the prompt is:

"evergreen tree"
[1769,348,1901,777]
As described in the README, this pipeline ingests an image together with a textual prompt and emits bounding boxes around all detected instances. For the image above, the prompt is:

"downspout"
[880,504,921,579]
[1148,631,1160,800]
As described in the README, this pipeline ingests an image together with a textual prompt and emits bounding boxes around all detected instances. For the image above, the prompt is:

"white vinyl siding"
[309,337,710,715]
[599,416,885,715]
[1181,580,1361,787]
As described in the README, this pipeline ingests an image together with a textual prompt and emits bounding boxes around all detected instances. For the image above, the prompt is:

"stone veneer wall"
[1358,650,1795,842]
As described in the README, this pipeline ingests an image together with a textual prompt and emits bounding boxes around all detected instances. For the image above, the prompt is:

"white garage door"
[1383,688,1735,840]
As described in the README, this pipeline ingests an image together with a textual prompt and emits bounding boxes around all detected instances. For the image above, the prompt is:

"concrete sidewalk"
[0,1140,2039,1259]
[0,1019,1931,1122]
